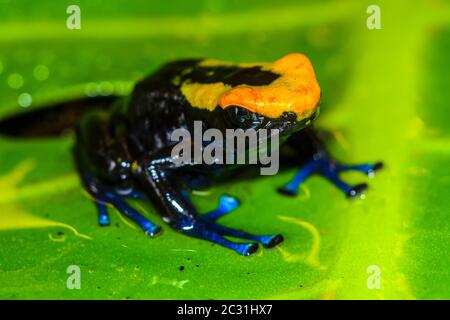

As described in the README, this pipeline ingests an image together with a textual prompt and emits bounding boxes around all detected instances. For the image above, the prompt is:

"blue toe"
[237,243,259,256]
[98,214,110,226]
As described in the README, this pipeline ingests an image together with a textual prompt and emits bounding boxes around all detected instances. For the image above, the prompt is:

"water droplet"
[115,81,133,95]
[18,93,32,107]
[99,81,114,96]
[85,82,98,97]
[33,64,49,81]
[8,73,24,89]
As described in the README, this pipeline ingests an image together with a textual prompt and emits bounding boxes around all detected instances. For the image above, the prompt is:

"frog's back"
[133,58,281,95]
[125,59,202,154]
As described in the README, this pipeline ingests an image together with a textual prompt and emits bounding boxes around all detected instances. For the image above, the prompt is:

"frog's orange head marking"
[220,53,321,120]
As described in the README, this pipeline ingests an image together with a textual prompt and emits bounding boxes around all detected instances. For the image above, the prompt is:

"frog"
[0,53,383,256]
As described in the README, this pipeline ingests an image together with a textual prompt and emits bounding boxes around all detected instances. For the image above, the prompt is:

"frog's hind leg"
[79,172,161,236]
[279,128,383,198]
[336,162,384,178]
[318,156,383,198]
[277,160,319,196]
[279,153,383,199]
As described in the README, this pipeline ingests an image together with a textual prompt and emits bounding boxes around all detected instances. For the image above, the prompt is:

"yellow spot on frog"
[198,59,232,68]
[182,54,321,119]
[181,82,232,111]
[220,54,320,119]
[277,215,326,270]
[199,59,269,69]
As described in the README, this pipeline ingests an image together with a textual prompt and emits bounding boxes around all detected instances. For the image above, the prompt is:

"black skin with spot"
[0,58,382,255]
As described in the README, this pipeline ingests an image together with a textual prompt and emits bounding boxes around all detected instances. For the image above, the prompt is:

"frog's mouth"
[263,106,319,135]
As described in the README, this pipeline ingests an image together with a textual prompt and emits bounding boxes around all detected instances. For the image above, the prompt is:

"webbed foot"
[279,153,383,199]
[177,214,283,256]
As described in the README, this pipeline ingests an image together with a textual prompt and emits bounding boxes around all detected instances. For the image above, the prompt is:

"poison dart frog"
[0,53,383,255]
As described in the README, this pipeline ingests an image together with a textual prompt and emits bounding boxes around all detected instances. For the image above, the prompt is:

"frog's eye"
[224,105,264,129]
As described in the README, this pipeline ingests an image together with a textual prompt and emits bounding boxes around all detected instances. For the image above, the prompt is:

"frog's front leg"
[134,151,283,255]
[278,128,383,198]
[73,112,162,236]
[78,171,162,236]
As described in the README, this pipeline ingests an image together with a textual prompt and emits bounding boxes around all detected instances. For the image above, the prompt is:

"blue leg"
[202,194,240,220]
[177,216,282,254]
[177,218,259,256]
[118,188,148,200]
[279,153,383,199]
[337,162,383,178]
[95,201,110,226]
[82,174,161,237]
[211,222,283,248]
[102,191,161,236]
[133,155,283,255]
[320,159,368,198]
[278,160,319,196]
[180,194,281,253]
